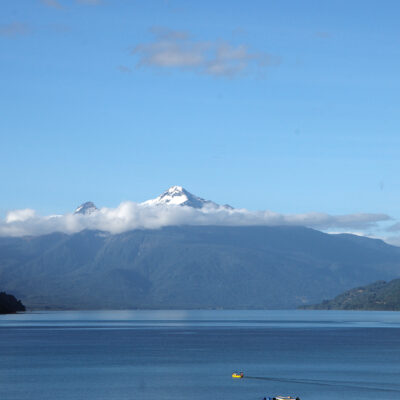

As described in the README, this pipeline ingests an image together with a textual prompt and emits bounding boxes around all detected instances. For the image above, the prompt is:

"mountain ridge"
[1,225,400,310]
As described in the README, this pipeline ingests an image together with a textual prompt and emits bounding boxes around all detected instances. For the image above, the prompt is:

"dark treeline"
[0,292,25,314]
[301,279,400,310]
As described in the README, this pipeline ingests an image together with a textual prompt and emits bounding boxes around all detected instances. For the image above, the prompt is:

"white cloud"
[132,28,278,78]
[5,209,36,223]
[327,231,370,237]
[0,202,391,237]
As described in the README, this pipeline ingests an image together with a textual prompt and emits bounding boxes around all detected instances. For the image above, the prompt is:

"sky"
[1,0,400,243]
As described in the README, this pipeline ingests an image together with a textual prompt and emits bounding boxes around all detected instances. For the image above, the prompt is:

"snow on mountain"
[72,187,232,214]
[74,201,98,215]
[142,186,233,209]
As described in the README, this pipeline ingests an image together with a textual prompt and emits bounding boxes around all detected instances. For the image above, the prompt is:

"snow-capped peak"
[74,201,98,215]
[142,186,230,209]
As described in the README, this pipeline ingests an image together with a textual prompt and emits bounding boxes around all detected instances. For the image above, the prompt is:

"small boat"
[232,372,244,379]
[266,396,300,400]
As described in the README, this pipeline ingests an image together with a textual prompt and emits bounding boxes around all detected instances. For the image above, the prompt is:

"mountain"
[0,292,25,314]
[1,225,400,310]
[74,202,98,215]
[142,186,232,209]
[301,279,400,310]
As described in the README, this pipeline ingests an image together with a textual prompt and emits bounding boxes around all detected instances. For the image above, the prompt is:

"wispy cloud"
[387,222,400,232]
[76,0,102,4]
[117,65,132,73]
[41,0,101,9]
[41,0,64,10]
[385,235,400,247]
[0,203,390,237]
[0,22,31,37]
[315,31,331,39]
[132,27,278,78]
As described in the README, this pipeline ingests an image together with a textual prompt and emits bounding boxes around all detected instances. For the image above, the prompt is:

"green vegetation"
[301,279,400,310]
[1,226,400,310]
[0,292,25,314]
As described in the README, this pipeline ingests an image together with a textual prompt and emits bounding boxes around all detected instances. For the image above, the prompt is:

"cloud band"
[0,202,390,237]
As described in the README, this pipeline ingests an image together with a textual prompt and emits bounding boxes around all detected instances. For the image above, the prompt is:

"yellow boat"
[232,372,244,379]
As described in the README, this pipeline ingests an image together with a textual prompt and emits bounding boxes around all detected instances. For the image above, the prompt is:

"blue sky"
[1,0,400,241]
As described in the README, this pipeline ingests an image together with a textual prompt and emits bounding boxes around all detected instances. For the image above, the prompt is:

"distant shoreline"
[0,292,26,315]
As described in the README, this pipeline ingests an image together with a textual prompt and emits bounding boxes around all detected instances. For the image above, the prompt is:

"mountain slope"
[301,279,400,310]
[1,226,400,310]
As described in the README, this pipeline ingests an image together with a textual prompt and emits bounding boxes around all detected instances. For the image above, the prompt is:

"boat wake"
[244,376,400,393]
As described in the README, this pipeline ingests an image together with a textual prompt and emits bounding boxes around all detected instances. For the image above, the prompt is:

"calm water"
[1,310,400,400]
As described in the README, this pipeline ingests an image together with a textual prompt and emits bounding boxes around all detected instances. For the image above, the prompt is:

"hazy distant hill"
[1,225,400,310]
[0,292,25,314]
[301,279,400,310]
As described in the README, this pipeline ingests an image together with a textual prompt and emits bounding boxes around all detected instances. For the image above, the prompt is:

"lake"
[1,310,400,400]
